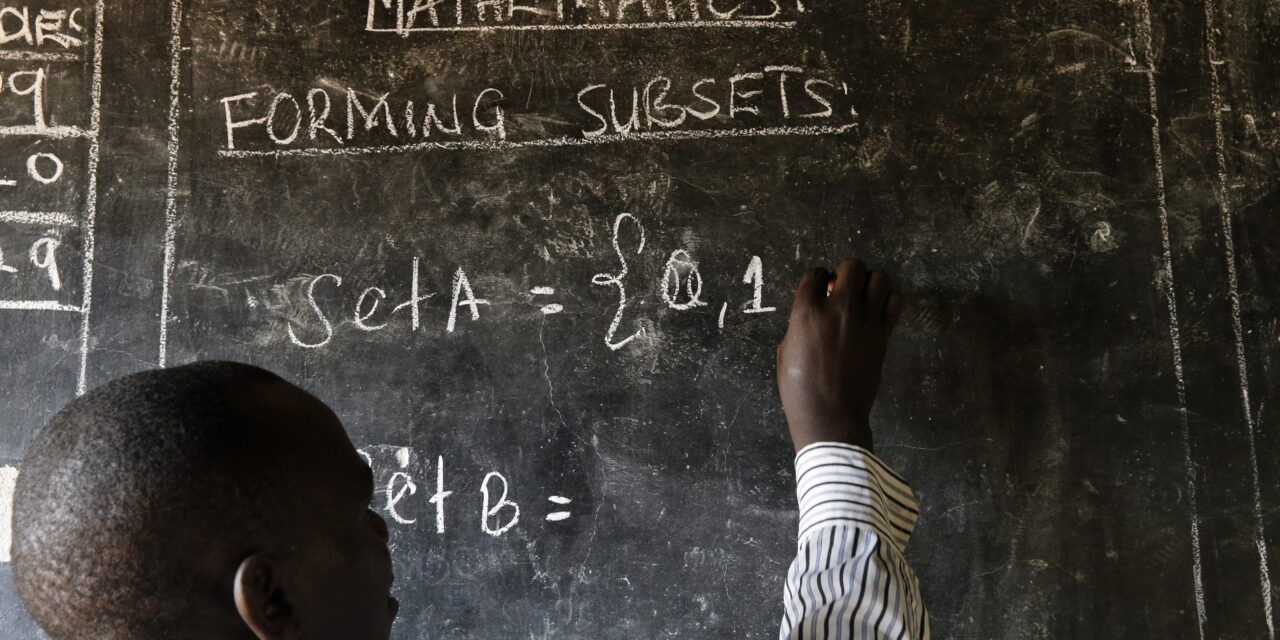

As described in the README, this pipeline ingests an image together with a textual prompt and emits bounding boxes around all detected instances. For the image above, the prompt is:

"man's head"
[12,361,397,640]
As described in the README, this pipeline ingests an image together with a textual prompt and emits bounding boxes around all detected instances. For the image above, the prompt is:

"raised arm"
[776,260,928,640]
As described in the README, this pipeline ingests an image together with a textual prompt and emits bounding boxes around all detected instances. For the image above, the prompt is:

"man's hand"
[777,259,905,453]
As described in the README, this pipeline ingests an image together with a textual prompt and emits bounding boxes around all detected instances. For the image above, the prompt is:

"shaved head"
[12,362,396,640]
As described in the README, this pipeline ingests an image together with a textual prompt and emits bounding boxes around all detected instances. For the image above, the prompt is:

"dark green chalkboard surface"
[0,0,1277,637]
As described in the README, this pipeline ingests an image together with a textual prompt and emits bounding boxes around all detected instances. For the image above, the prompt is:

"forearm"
[778,443,929,640]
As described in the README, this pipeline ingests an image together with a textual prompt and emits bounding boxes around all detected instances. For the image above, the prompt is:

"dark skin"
[200,258,895,639]
[777,259,905,452]
[223,381,397,640]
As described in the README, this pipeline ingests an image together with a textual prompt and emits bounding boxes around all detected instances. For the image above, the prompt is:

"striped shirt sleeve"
[778,442,929,640]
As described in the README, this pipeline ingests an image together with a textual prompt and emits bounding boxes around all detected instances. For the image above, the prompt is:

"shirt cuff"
[794,442,920,554]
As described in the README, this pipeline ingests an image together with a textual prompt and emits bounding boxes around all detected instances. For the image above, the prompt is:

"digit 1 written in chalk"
[742,255,776,314]
[719,255,777,329]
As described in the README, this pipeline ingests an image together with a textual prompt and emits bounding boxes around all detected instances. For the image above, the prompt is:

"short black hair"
[13,361,286,639]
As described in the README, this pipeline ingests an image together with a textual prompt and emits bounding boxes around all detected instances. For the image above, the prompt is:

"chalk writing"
[0,449,585,566]
[660,249,706,310]
[446,268,489,332]
[481,471,520,536]
[219,86,507,150]
[0,465,15,562]
[592,213,646,350]
[741,255,775,314]
[344,451,567,538]
[214,67,857,156]
[268,219,779,349]
[28,236,60,290]
[385,447,418,524]
[365,0,801,33]
[284,262,483,346]
[531,286,563,315]
[0,7,86,51]
[0,227,72,299]
[0,0,104,395]
[546,495,572,522]
[25,151,62,183]
[287,273,341,349]
[429,455,452,534]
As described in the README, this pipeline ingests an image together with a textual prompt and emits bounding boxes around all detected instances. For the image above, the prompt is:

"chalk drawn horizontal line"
[367,19,795,33]
[0,211,77,226]
[0,125,92,139]
[218,124,858,158]
[0,50,81,61]
[0,300,81,312]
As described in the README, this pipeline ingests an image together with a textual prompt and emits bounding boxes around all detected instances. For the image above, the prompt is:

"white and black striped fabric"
[779,442,929,640]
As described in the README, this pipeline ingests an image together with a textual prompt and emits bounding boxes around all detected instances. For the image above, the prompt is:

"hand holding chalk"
[776,259,905,453]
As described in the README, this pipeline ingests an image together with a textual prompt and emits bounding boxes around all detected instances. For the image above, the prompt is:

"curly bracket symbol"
[591,213,646,350]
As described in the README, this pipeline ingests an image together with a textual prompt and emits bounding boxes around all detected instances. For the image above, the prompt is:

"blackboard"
[0,0,1277,637]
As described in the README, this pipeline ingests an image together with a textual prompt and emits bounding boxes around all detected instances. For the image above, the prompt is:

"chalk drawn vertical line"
[1134,1,1208,635]
[1202,0,1276,633]
[76,0,105,396]
[159,0,183,368]
[0,466,16,562]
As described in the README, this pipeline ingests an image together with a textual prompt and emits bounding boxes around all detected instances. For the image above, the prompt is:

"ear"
[234,555,302,640]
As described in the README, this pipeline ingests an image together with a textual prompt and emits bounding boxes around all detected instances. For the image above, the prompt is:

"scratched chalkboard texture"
[0,0,1276,637]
